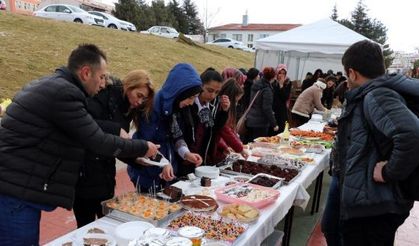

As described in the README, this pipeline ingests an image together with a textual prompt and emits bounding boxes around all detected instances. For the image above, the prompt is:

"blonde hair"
[122,70,155,128]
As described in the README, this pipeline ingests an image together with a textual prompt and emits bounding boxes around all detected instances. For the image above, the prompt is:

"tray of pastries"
[102,192,183,226]
[217,204,260,223]
[180,195,218,212]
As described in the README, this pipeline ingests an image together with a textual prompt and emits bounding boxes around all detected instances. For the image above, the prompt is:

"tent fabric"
[254,19,373,80]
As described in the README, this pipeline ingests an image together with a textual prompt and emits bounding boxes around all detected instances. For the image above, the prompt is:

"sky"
[106,0,418,52]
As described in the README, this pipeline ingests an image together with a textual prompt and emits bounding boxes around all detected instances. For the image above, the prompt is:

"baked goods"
[219,204,259,222]
[222,184,275,202]
[231,159,300,182]
[87,227,105,234]
[258,155,306,170]
[200,177,211,187]
[180,195,218,212]
[83,237,108,246]
[279,147,304,156]
[254,135,281,143]
[290,129,334,141]
[168,212,246,241]
[248,174,282,188]
[62,242,72,246]
[163,186,183,201]
[104,192,181,221]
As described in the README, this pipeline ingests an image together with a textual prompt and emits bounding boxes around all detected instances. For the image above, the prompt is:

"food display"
[247,173,283,189]
[168,212,246,242]
[80,233,116,246]
[254,135,281,143]
[305,144,325,154]
[103,192,182,223]
[163,186,183,202]
[290,129,334,141]
[215,183,280,208]
[257,155,307,170]
[218,204,260,223]
[195,166,220,179]
[200,177,211,187]
[279,147,305,156]
[180,195,218,212]
[222,159,300,183]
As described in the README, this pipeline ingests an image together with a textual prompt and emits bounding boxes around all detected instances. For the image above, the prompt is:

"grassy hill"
[0,12,254,99]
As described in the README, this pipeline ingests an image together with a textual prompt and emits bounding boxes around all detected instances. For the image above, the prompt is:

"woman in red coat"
[213,79,249,163]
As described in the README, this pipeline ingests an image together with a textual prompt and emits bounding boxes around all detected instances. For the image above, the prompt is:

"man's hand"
[144,142,160,158]
[219,95,230,112]
[185,152,203,166]
[160,165,175,181]
[273,125,279,132]
[373,161,387,183]
[120,129,130,139]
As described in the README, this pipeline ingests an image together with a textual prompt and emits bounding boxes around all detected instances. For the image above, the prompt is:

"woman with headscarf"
[272,64,292,133]
[127,63,203,192]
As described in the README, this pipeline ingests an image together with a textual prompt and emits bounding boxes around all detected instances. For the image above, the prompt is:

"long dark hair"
[219,79,244,129]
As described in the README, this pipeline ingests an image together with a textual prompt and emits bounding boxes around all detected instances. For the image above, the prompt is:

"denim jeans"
[321,175,342,246]
[0,194,42,246]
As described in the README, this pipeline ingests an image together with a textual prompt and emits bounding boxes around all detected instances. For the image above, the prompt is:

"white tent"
[254,19,373,80]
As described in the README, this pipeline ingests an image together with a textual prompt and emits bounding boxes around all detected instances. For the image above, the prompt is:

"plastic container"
[247,173,284,189]
[215,183,280,208]
[178,226,205,246]
[195,166,220,179]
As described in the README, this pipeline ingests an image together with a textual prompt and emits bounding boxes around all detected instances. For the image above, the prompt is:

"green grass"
[0,12,254,99]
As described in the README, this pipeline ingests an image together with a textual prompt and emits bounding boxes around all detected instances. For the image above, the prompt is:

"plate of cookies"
[218,204,260,223]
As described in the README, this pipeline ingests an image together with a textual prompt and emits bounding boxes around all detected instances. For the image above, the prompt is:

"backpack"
[363,87,419,201]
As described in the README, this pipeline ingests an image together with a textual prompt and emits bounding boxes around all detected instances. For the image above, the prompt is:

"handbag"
[236,91,261,137]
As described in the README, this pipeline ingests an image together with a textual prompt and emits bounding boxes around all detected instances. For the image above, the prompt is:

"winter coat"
[76,79,132,200]
[292,84,325,118]
[0,67,148,209]
[272,79,292,132]
[246,78,277,128]
[127,64,202,190]
[337,73,419,220]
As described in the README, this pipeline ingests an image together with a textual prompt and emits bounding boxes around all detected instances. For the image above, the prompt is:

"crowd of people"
[1,40,419,246]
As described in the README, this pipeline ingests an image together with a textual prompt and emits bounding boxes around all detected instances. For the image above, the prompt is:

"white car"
[206,38,244,49]
[88,11,135,31]
[121,20,137,32]
[34,4,104,27]
[140,26,179,39]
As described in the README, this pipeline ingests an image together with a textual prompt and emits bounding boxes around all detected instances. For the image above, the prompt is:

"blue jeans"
[321,175,342,246]
[0,194,45,246]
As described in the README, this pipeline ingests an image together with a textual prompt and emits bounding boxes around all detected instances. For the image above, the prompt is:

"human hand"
[240,149,249,159]
[120,129,130,139]
[185,152,203,166]
[160,165,175,181]
[273,126,279,132]
[144,142,160,158]
[373,161,387,183]
[219,95,230,111]
[135,157,152,166]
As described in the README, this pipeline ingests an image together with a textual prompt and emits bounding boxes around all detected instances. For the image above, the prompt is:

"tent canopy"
[254,19,373,80]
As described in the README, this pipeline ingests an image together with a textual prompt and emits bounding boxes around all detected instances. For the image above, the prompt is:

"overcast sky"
[106,0,417,52]
[193,0,417,53]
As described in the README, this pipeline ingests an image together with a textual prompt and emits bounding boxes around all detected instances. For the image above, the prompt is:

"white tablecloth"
[46,121,331,246]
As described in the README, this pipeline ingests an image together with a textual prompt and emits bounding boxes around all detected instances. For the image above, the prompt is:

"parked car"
[34,4,104,27]
[206,38,244,49]
[0,0,6,10]
[121,20,137,32]
[140,26,179,39]
[88,11,135,31]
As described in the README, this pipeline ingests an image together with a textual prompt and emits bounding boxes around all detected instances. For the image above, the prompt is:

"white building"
[387,51,419,75]
[207,14,300,48]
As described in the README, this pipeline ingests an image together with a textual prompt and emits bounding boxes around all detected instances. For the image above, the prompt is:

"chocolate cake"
[180,195,218,212]
[163,186,183,201]
[231,159,299,182]
[200,176,211,187]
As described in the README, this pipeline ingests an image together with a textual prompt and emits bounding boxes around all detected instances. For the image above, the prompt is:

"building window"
[248,44,253,48]
[248,34,253,42]
[232,34,242,41]
[220,33,226,38]
[259,34,269,39]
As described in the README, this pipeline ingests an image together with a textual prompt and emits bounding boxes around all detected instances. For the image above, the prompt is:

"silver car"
[140,26,179,39]
[34,4,104,27]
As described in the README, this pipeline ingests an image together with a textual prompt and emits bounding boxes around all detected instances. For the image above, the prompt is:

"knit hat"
[315,80,327,90]
[276,64,288,74]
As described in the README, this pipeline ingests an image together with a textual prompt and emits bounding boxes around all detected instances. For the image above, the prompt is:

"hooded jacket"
[127,64,202,190]
[337,73,419,220]
[0,67,148,209]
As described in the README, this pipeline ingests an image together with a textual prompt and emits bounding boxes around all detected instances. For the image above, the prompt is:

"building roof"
[208,23,301,31]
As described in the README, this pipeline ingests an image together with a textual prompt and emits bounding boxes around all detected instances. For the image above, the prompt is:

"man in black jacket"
[337,40,419,245]
[0,44,159,245]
